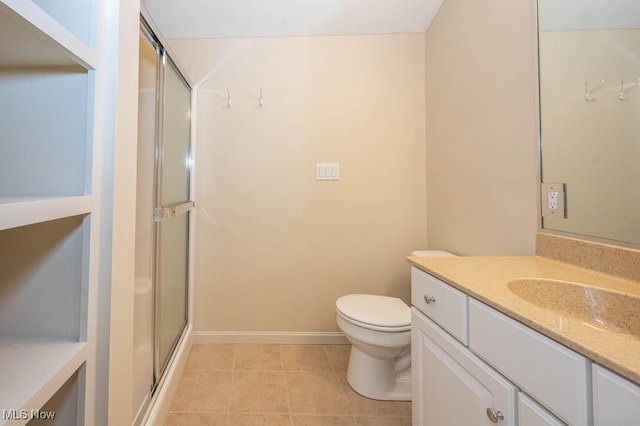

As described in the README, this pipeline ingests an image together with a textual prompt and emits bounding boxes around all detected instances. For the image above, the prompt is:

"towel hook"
[618,79,640,101]
[226,87,232,108]
[257,85,264,107]
[584,79,605,102]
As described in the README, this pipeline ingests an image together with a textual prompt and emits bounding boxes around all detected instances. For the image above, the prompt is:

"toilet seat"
[336,294,410,332]
[338,312,411,332]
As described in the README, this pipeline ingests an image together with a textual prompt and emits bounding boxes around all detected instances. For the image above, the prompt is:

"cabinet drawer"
[411,267,468,344]
[468,299,590,426]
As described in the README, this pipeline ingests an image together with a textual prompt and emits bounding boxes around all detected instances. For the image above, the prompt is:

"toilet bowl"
[336,294,412,400]
[336,250,456,401]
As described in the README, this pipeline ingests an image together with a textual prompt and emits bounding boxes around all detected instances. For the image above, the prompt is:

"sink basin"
[507,278,640,335]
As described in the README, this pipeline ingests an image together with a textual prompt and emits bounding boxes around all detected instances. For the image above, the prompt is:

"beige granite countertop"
[407,255,640,385]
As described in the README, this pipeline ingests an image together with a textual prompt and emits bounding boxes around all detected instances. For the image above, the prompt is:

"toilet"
[336,250,456,401]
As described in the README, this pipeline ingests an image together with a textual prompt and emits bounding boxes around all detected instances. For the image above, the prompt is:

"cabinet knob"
[486,408,504,423]
[424,294,436,304]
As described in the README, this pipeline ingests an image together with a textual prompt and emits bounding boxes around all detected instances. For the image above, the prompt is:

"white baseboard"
[142,324,193,426]
[192,331,349,345]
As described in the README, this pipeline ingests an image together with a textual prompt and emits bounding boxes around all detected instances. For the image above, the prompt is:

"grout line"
[225,343,236,420]
[231,343,237,371]
[278,344,285,370]
[282,345,294,425]
[322,344,335,371]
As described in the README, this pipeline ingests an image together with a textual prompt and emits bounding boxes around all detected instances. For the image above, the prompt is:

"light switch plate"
[316,163,340,181]
[540,183,566,218]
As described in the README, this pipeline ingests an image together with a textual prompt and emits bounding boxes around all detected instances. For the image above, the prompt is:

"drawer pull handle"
[424,294,436,304]
[486,408,504,423]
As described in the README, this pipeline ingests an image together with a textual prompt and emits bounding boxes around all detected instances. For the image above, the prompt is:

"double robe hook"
[223,86,264,108]
[583,78,640,101]
[224,86,263,107]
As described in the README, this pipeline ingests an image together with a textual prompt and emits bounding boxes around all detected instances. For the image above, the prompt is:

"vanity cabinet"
[592,365,640,425]
[411,266,579,426]
[0,0,107,424]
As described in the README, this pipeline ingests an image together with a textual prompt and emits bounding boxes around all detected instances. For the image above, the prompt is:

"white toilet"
[336,250,456,401]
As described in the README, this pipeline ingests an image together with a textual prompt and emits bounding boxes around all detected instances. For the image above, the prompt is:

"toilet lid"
[336,294,410,330]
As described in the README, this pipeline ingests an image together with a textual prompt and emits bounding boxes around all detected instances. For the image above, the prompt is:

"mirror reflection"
[538,0,640,245]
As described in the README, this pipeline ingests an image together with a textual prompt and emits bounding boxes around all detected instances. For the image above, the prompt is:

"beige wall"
[170,35,428,333]
[424,0,539,255]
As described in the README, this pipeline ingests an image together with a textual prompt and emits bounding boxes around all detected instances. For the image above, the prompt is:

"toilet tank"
[410,250,457,257]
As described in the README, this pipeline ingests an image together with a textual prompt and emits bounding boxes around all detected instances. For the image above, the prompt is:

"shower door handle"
[154,201,194,222]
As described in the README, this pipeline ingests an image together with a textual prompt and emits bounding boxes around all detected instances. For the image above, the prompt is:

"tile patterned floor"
[164,344,412,425]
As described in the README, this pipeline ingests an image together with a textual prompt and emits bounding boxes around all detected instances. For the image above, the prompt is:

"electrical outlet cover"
[540,183,566,218]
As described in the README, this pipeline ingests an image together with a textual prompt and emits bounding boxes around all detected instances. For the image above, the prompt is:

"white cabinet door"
[593,364,640,425]
[412,308,517,426]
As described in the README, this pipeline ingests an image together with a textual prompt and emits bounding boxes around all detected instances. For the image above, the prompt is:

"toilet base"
[345,345,412,401]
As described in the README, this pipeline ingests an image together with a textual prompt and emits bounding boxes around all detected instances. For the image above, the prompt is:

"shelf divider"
[0,340,86,426]
[0,0,96,69]
[0,196,91,231]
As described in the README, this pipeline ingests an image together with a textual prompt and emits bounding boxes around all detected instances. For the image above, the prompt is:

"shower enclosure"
[134,18,192,421]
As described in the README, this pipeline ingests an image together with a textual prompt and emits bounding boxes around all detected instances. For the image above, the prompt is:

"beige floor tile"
[168,344,412,425]
[291,415,357,425]
[354,417,412,426]
[282,345,333,371]
[286,371,351,415]
[337,373,411,417]
[170,370,232,412]
[234,344,283,370]
[227,414,292,425]
[228,371,289,414]
[186,344,235,370]
[324,345,351,371]
[164,412,227,426]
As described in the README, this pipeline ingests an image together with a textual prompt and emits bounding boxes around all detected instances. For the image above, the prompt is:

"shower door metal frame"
[140,17,193,393]
[153,50,192,387]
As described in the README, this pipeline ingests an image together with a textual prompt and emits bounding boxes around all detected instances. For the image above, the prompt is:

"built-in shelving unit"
[0,0,100,423]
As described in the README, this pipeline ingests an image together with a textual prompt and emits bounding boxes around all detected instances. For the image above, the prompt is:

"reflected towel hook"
[618,79,640,101]
[226,87,232,108]
[584,79,605,102]
[257,85,264,107]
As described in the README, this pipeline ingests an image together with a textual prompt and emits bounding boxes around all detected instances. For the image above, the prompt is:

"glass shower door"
[154,54,192,381]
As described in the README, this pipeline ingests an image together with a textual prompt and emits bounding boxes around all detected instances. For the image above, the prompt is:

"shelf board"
[0,340,86,426]
[0,196,91,231]
[0,0,96,69]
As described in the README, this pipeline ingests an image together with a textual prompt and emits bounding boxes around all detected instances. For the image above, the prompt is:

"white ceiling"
[142,0,444,39]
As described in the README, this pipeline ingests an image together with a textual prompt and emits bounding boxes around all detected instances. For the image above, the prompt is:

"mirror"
[537,0,640,245]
